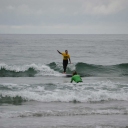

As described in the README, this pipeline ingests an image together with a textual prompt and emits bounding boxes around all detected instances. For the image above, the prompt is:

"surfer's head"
[73,71,77,76]
[65,50,68,54]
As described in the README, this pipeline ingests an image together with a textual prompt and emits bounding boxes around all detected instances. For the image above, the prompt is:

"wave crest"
[0,62,128,77]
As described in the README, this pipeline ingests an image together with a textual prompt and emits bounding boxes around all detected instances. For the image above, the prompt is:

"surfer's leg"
[63,60,68,73]
[64,60,68,73]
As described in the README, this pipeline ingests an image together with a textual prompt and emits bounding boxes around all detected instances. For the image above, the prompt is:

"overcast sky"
[0,0,128,34]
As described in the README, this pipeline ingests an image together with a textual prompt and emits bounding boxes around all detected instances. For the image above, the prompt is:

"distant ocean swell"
[0,81,128,104]
[0,62,128,77]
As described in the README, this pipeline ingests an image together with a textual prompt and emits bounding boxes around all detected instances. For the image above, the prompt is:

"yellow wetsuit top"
[62,53,70,60]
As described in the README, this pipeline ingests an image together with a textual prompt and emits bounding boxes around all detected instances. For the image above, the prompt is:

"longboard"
[65,74,72,77]
[61,74,72,77]
[62,74,84,77]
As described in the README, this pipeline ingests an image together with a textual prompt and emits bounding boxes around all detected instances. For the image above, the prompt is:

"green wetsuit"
[71,75,82,83]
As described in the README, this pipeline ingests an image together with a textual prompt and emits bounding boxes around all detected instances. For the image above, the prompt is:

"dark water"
[0,34,128,128]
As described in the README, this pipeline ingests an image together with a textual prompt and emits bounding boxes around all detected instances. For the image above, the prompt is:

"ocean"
[0,34,128,128]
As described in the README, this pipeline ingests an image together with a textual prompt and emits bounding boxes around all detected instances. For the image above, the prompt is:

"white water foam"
[0,81,128,102]
[0,63,61,76]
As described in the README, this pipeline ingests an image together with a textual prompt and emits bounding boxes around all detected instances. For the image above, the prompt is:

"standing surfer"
[57,50,71,73]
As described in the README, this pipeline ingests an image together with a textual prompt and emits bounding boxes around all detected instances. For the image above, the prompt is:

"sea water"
[0,34,128,128]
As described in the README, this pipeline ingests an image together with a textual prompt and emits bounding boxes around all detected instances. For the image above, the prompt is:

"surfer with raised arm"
[57,50,71,73]
[70,71,83,83]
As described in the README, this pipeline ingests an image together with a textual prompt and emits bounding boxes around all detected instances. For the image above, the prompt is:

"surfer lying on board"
[57,50,71,73]
[70,71,83,83]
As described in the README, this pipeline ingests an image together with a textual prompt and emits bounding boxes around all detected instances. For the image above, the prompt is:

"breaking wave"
[0,62,128,77]
[0,81,128,104]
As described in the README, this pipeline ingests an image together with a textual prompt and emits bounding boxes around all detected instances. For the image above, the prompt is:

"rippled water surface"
[0,34,128,128]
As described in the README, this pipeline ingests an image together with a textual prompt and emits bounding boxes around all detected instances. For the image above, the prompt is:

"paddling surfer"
[70,71,83,83]
[57,50,71,73]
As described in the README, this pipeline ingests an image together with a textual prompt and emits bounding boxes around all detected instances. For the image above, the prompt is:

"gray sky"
[0,0,128,34]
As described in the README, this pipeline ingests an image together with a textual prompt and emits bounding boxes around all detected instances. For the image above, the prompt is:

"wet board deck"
[65,74,72,77]
[61,74,72,77]
[62,74,84,77]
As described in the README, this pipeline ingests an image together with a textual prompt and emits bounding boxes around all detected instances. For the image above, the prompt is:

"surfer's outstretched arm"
[57,50,62,55]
